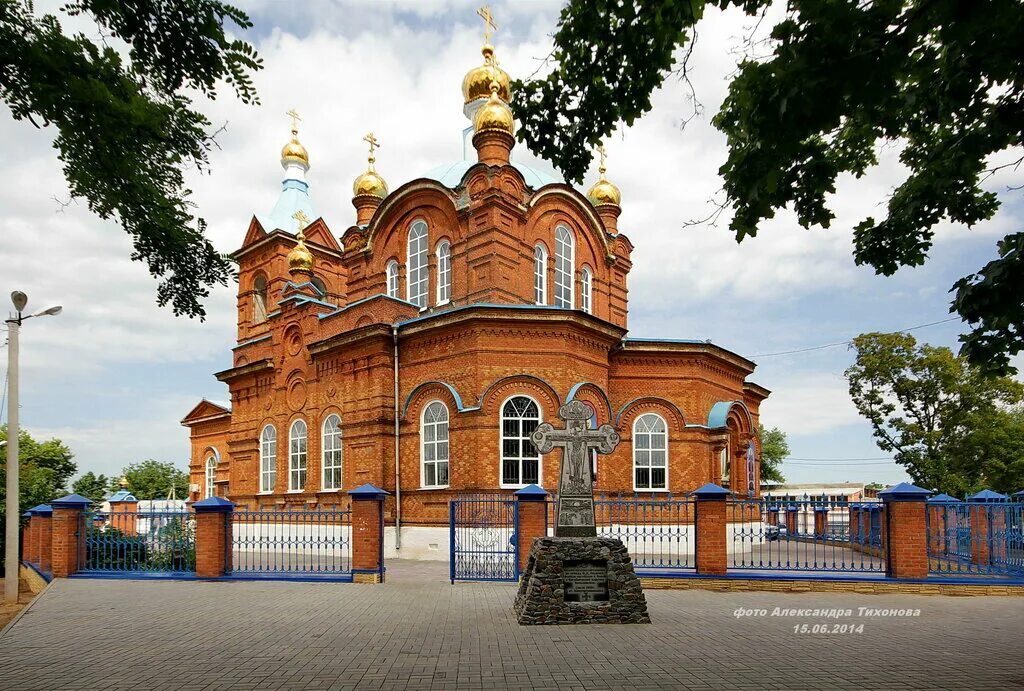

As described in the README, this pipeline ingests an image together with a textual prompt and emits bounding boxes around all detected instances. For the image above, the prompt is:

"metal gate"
[81,510,196,576]
[230,508,352,581]
[449,496,519,582]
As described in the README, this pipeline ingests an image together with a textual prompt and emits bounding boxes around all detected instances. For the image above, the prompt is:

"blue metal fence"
[230,508,352,580]
[593,495,695,572]
[450,496,519,582]
[927,501,1024,577]
[81,511,196,575]
[729,498,886,574]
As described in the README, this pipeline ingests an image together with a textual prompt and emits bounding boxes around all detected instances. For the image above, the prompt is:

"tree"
[845,332,1024,496]
[514,1,1024,372]
[117,460,188,500]
[0,0,262,319]
[757,424,787,484]
[72,471,111,504]
[0,426,77,516]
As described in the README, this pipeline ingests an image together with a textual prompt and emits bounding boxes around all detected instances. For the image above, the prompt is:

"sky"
[1,0,1022,489]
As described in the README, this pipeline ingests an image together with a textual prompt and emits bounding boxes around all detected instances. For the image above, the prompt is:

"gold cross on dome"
[286,108,302,132]
[363,132,380,159]
[477,5,497,44]
[597,144,608,174]
[292,209,310,230]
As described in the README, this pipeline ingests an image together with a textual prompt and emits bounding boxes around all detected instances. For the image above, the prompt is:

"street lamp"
[5,291,62,604]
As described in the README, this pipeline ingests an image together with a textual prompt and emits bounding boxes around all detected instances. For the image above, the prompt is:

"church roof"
[423,159,559,189]
[261,179,316,235]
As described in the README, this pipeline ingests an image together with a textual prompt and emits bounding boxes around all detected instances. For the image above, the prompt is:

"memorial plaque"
[563,559,609,602]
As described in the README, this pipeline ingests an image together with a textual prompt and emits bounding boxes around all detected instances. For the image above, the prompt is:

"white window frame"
[406,220,429,308]
[289,419,308,492]
[321,414,343,491]
[534,244,548,305]
[386,260,399,298]
[204,454,217,498]
[436,240,451,306]
[259,425,276,493]
[554,225,575,309]
[633,413,668,491]
[580,266,592,314]
[420,401,450,488]
[500,395,542,488]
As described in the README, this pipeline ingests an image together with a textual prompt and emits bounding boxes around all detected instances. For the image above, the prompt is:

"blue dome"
[422,160,560,189]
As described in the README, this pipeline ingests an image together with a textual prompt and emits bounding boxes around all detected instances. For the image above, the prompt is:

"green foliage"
[0,0,262,319]
[515,0,1024,372]
[0,425,77,516]
[757,424,788,484]
[72,471,111,504]
[845,332,1024,496]
[116,459,189,500]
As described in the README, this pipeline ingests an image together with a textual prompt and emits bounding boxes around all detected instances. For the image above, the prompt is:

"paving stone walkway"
[1,561,1022,690]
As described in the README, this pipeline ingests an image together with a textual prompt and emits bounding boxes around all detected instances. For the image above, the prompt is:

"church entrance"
[449,496,519,582]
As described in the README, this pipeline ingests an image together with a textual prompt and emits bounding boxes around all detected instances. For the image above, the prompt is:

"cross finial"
[292,209,310,232]
[477,5,497,44]
[597,144,608,175]
[286,108,302,134]
[363,132,380,164]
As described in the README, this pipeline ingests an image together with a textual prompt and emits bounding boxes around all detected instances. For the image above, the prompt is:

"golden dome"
[587,146,621,207]
[287,230,314,273]
[473,81,514,135]
[462,45,511,104]
[353,132,388,199]
[281,123,309,165]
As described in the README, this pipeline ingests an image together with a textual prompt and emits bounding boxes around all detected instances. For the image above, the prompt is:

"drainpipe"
[393,324,402,550]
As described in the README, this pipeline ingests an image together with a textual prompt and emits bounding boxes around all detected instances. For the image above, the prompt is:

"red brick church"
[182,31,770,557]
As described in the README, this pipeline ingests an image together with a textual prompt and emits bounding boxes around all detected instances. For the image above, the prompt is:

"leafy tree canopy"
[757,424,788,484]
[0,425,77,515]
[0,0,262,319]
[514,0,1024,372]
[116,459,188,500]
[845,332,1024,496]
[72,471,111,504]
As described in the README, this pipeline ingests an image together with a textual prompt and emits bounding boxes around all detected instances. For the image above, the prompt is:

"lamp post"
[5,291,61,604]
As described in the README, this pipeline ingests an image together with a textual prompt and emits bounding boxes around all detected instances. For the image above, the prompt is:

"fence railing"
[593,496,695,572]
[927,501,1024,577]
[82,511,196,574]
[729,498,886,574]
[230,508,352,579]
[450,496,519,582]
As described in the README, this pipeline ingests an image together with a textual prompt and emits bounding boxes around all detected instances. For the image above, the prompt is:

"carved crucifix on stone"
[531,400,620,538]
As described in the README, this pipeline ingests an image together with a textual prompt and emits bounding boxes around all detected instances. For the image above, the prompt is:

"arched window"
[580,266,593,314]
[501,396,541,486]
[554,225,575,309]
[407,220,429,308]
[386,260,399,298]
[253,273,268,324]
[311,276,327,297]
[322,414,342,490]
[289,419,308,491]
[436,241,451,305]
[534,244,548,305]
[259,425,276,493]
[421,401,450,488]
[205,454,217,498]
[633,413,668,490]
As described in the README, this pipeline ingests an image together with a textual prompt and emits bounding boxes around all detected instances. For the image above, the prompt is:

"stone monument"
[513,400,650,624]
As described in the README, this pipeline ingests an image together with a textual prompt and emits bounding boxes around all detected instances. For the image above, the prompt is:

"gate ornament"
[531,400,620,538]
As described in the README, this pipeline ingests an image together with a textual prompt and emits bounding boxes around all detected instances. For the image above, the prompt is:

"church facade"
[182,34,769,557]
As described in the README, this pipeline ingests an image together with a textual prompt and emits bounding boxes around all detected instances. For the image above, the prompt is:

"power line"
[749,317,960,358]
[783,456,893,462]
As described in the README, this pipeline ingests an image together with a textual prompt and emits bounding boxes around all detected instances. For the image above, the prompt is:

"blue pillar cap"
[21,511,32,518]
[29,504,53,516]
[813,506,830,513]
[1013,490,1024,500]
[50,493,93,509]
[193,496,235,513]
[967,489,1009,503]
[927,493,960,503]
[692,483,730,500]
[878,482,931,502]
[514,484,549,501]
[348,483,390,501]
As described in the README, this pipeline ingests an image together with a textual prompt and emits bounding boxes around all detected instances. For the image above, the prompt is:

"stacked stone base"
[514,537,650,625]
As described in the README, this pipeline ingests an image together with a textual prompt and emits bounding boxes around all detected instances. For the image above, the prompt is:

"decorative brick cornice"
[215,358,275,383]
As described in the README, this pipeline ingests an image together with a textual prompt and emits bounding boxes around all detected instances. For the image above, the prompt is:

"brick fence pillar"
[813,507,828,538]
[49,494,92,577]
[694,483,730,576]
[20,512,32,565]
[514,484,549,574]
[193,496,234,578]
[785,505,799,536]
[109,497,140,536]
[765,505,778,527]
[349,484,389,584]
[879,483,930,579]
[968,490,1009,568]
[25,509,40,565]
[32,505,53,574]
[925,494,957,557]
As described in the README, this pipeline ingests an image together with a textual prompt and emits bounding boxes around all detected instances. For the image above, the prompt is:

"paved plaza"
[1,561,1022,690]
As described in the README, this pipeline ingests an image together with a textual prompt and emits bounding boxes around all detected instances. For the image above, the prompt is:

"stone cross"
[531,400,620,538]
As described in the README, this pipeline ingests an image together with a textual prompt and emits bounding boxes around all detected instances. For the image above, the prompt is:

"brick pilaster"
[967,490,1009,568]
[193,496,234,578]
[694,483,729,576]
[33,505,53,574]
[514,484,549,574]
[349,484,389,584]
[25,511,40,565]
[813,507,828,538]
[785,506,799,536]
[49,494,92,577]
[880,483,931,579]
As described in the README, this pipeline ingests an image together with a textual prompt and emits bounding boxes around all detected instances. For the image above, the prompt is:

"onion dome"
[287,230,314,273]
[587,146,621,207]
[281,120,309,166]
[473,80,514,135]
[462,44,511,105]
[352,132,388,200]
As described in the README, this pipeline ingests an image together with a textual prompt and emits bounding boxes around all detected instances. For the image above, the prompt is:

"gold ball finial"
[587,144,621,207]
[281,108,309,165]
[118,476,129,489]
[473,79,514,135]
[287,210,314,274]
[462,6,511,104]
[353,132,389,200]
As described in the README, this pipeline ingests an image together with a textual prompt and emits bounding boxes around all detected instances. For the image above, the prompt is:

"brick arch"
[401,380,467,420]
[566,382,612,422]
[479,375,560,418]
[527,188,614,266]
[363,186,461,266]
[615,397,686,435]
